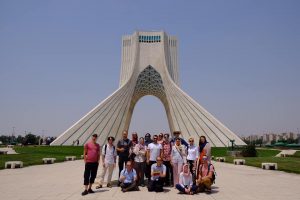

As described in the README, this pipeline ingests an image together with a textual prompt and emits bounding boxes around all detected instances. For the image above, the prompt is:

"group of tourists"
[81,130,215,196]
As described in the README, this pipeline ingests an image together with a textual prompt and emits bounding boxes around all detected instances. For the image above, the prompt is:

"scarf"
[182,164,190,176]
[199,142,208,153]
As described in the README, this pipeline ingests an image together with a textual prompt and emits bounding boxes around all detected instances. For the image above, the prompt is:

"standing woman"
[171,138,186,186]
[131,132,138,146]
[186,137,198,178]
[199,136,211,162]
[129,132,139,162]
[133,137,147,187]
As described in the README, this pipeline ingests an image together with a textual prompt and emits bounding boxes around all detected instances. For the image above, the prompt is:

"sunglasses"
[153,138,158,140]
[189,140,194,142]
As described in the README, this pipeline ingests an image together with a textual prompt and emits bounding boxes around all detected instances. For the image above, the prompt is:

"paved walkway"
[0,160,300,200]
[275,149,298,157]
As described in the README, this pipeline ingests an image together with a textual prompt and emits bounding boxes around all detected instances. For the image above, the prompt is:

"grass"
[211,147,300,174]
[1,146,300,174]
[256,149,280,157]
[0,146,83,170]
[290,151,300,158]
[211,147,228,157]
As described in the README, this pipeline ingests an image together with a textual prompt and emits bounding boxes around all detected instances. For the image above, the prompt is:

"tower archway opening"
[129,95,170,137]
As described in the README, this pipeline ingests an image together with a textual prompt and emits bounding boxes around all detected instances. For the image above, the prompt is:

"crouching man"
[195,155,215,193]
[148,156,166,192]
[119,161,139,192]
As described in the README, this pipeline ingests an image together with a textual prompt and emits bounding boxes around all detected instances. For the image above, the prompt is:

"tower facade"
[51,31,245,147]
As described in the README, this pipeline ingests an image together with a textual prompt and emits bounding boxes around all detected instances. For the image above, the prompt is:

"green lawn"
[211,148,300,174]
[256,149,280,157]
[1,146,300,174]
[211,147,228,157]
[291,151,300,158]
[0,146,84,170]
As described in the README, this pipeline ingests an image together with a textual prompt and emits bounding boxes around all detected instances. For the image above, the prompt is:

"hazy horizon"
[1,0,300,138]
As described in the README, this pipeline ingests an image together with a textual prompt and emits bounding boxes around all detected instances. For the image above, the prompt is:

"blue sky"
[0,0,300,137]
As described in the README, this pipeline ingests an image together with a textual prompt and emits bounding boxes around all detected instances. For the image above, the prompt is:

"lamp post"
[11,126,15,144]
[230,139,235,151]
[297,128,300,144]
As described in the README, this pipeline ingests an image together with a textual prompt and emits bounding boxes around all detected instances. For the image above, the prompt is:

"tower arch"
[51,31,245,147]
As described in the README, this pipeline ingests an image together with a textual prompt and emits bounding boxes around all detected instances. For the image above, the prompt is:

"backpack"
[207,164,216,183]
[104,144,115,155]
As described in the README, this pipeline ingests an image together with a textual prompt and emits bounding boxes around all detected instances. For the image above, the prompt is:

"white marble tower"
[51,31,245,147]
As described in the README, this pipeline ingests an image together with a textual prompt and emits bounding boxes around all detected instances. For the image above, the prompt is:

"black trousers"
[83,162,99,185]
[134,161,146,185]
[187,160,196,183]
[187,160,195,175]
[163,161,173,186]
[148,177,164,192]
[118,156,130,181]
[146,161,156,180]
[121,182,137,191]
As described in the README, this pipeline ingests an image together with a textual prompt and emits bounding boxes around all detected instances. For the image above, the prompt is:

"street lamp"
[11,126,15,144]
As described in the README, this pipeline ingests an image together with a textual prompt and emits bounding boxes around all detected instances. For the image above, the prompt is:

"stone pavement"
[0,160,300,200]
[275,149,298,157]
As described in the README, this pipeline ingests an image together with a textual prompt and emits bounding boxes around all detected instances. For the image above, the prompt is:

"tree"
[241,144,257,157]
[24,133,38,145]
[16,135,25,144]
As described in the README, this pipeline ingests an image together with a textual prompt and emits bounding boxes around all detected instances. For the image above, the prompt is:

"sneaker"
[96,184,102,189]
[107,183,112,188]
[140,183,145,187]
[88,188,95,193]
[81,190,88,196]
[122,188,127,193]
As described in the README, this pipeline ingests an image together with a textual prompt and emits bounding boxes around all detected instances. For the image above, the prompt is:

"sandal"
[96,184,102,189]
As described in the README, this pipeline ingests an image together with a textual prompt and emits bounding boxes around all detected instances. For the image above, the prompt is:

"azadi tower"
[51,31,245,147]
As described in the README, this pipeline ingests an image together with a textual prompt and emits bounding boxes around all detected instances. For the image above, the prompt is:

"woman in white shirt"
[186,137,199,178]
[175,164,198,195]
[171,138,186,185]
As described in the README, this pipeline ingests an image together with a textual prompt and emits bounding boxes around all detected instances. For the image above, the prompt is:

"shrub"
[241,145,257,157]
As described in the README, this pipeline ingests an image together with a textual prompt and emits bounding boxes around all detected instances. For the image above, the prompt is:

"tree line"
[0,133,56,145]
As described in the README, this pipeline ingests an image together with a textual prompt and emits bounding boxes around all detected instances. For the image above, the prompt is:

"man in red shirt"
[82,134,100,196]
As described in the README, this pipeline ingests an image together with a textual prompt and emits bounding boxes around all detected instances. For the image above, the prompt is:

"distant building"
[260,132,299,144]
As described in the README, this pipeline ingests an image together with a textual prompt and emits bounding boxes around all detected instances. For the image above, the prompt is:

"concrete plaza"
[0,160,300,200]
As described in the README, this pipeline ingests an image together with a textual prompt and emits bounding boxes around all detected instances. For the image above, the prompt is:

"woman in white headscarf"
[175,164,198,195]
[171,138,186,185]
